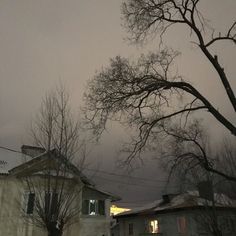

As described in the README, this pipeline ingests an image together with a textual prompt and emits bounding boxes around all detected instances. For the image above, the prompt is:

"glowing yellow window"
[148,220,160,233]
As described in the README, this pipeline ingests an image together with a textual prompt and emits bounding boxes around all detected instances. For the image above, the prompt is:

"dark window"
[82,199,105,216]
[128,223,134,235]
[219,216,235,233]
[44,191,59,216]
[26,193,35,214]
[98,200,105,215]
[82,200,89,214]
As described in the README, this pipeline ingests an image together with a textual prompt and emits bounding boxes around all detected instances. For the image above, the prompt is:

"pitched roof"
[8,149,92,185]
[85,185,121,202]
[115,191,236,218]
[0,146,31,174]
[0,146,89,183]
[0,145,120,200]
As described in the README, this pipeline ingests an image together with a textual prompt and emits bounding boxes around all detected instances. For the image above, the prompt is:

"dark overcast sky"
[0,0,235,206]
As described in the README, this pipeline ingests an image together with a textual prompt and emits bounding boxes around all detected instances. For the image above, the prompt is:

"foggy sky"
[0,0,235,206]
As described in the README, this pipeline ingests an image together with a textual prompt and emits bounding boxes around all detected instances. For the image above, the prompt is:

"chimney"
[197,181,214,201]
[21,145,45,158]
[162,194,171,204]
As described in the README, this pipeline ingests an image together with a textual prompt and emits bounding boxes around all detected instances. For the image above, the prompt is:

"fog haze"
[0,0,235,206]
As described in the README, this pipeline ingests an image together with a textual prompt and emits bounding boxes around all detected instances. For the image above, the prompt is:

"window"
[23,192,35,214]
[23,191,59,215]
[45,191,59,217]
[196,215,208,233]
[218,216,235,233]
[128,223,134,235]
[82,199,105,216]
[148,220,160,233]
[177,216,187,234]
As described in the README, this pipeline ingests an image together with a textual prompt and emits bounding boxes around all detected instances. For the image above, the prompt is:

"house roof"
[115,191,236,218]
[8,148,92,185]
[0,146,31,175]
[0,145,120,200]
[0,146,91,184]
[85,185,121,202]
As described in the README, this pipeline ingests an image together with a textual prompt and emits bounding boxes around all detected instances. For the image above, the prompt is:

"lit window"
[177,217,187,234]
[82,199,105,216]
[148,220,160,233]
[89,200,96,215]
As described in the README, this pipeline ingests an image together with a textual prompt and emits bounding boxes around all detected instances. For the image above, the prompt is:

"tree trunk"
[48,221,63,236]
[213,228,222,236]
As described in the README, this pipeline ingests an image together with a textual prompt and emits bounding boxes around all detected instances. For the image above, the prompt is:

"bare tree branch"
[24,85,84,236]
[122,0,236,111]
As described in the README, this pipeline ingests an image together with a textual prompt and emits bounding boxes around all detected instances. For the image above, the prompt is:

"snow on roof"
[116,200,163,217]
[0,147,31,174]
[86,185,121,201]
[0,146,118,200]
[124,200,163,216]
[116,191,236,217]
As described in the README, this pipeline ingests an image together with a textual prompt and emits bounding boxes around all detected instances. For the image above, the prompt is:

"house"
[0,145,119,236]
[112,191,236,236]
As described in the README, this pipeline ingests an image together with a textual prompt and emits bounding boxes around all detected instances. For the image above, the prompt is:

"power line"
[94,175,178,189]
[84,167,167,184]
[94,175,161,188]
[0,145,172,188]
[0,146,22,154]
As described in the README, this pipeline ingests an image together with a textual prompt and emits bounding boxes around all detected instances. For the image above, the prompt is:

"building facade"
[112,192,236,236]
[0,146,117,236]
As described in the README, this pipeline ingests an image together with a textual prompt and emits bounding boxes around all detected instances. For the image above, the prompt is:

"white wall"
[115,210,236,236]
[0,175,112,236]
[0,176,46,236]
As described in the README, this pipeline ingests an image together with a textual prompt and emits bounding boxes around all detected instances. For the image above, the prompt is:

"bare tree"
[160,120,236,182]
[84,1,235,170]
[32,85,81,159]
[214,139,236,196]
[162,136,236,236]
[122,0,236,114]
[194,181,233,236]
[24,85,84,236]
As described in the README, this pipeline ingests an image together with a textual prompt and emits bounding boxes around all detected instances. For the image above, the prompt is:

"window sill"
[81,214,106,218]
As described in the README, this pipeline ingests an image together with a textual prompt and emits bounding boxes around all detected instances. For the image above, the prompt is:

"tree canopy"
[27,85,83,236]
[85,0,235,177]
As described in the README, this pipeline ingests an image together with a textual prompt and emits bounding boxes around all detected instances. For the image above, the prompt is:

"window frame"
[44,191,59,218]
[148,219,160,233]
[218,215,236,233]
[177,216,187,234]
[128,222,134,235]
[82,199,106,216]
[23,191,35,215]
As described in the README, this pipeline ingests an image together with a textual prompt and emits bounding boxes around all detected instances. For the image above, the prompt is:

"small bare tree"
[24,85,84,236]
[32,85,81,158]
